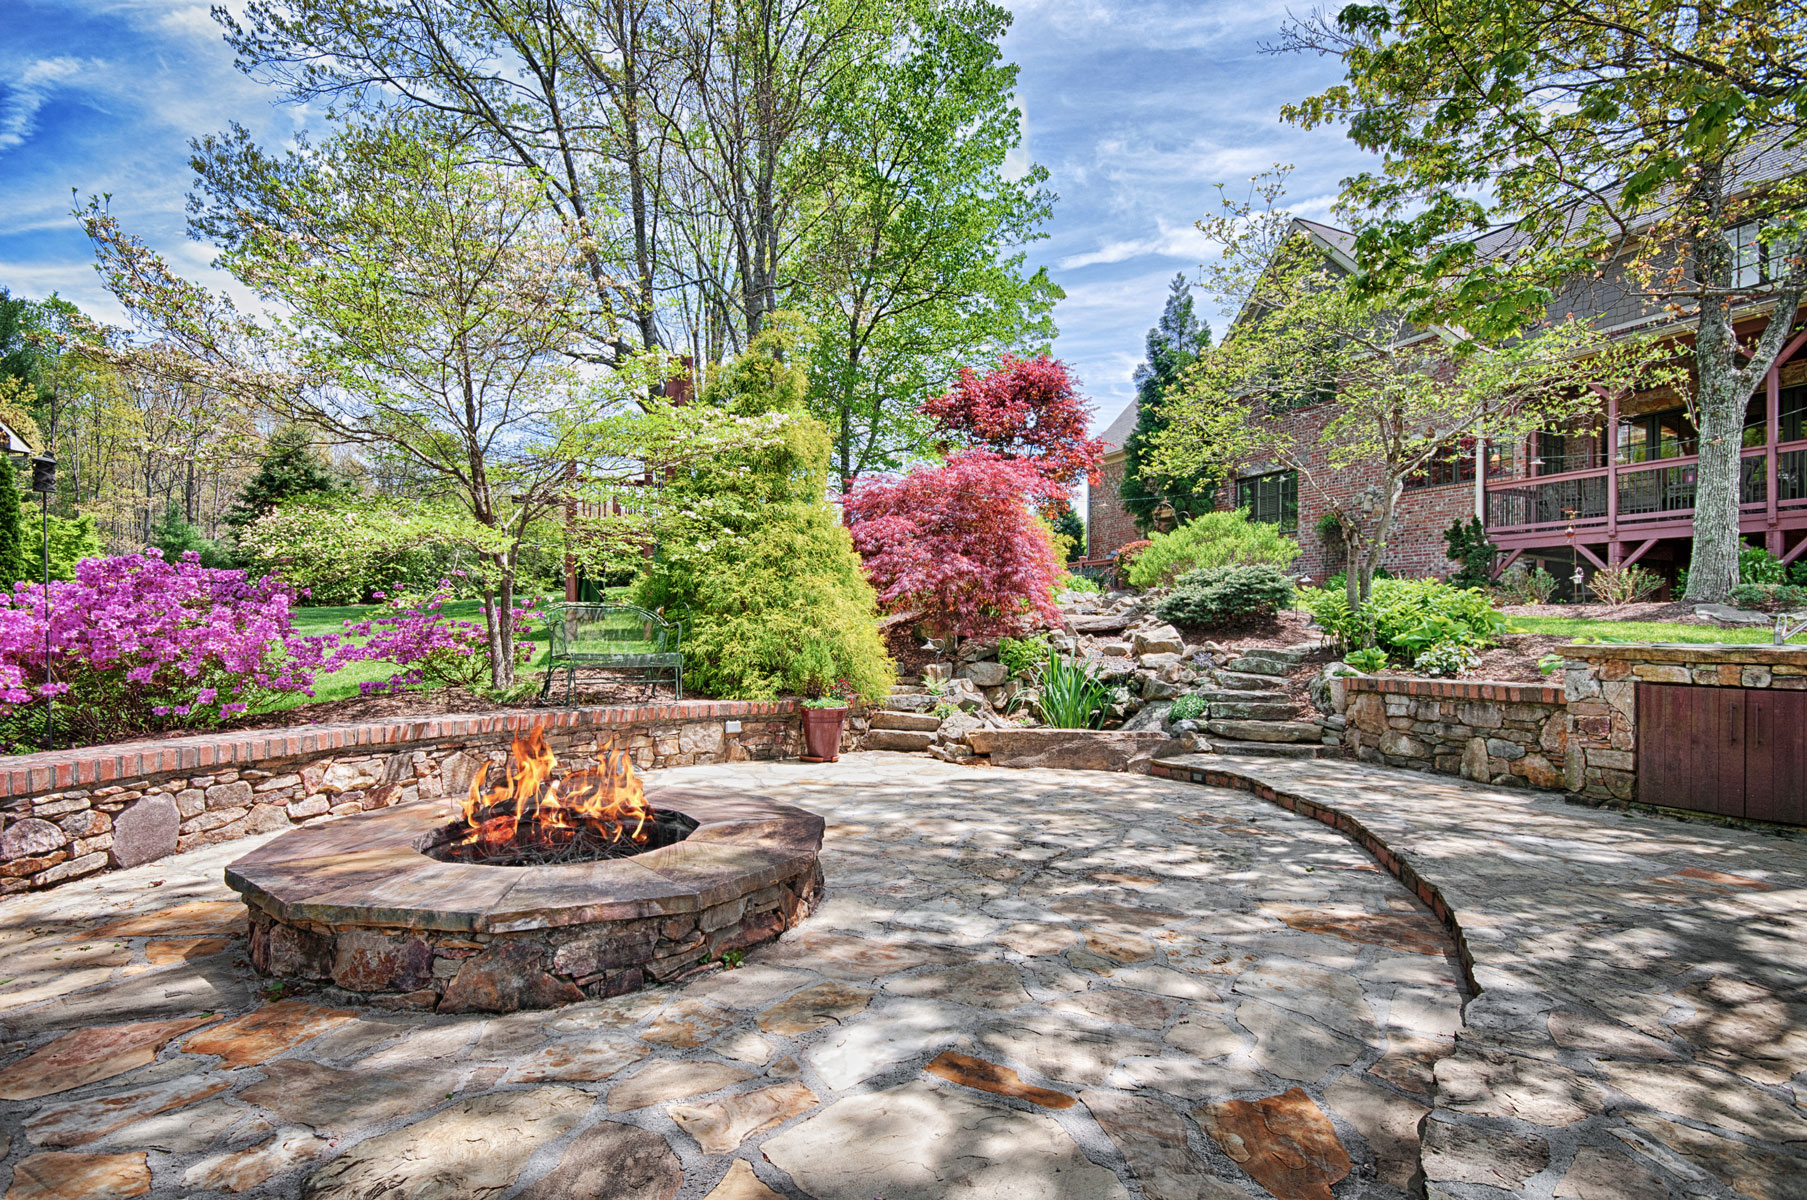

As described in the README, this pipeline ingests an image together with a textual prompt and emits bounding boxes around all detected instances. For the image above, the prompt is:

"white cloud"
[0,57,95,152]
[1057,219,1219,270]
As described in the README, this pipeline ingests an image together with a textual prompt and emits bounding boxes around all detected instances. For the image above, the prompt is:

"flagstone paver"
[1155,752,1807,1200]
[5,748,1796,1197]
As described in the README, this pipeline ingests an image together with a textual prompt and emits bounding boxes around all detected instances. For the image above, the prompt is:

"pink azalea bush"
[333,582,538,695]
[845,451,1065,645]
[0,553,337,743]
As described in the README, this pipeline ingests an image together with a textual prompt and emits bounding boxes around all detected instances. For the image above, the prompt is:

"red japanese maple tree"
[920,355,1107,488]
[845,451,1065,645]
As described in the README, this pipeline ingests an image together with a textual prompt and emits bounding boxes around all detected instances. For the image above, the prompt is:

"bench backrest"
[545,604,678,658]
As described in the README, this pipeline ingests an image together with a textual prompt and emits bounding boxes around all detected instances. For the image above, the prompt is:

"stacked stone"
[246,863,824,1012]
[1338,677,1570,789]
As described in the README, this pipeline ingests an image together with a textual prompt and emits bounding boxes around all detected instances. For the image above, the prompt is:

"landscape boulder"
[981,728,1184,773]
[1132,624,1186,656]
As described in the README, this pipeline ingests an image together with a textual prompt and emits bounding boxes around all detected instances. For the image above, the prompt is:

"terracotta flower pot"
[800,706,848,762]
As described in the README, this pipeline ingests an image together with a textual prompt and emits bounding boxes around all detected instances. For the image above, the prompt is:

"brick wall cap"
[1561,643,1807,666]
[0,700,796,801]
[1344,675,1564,704]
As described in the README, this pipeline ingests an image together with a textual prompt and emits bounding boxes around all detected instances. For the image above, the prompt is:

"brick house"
[1086,400,1142,558]
[1090,210,1807,586]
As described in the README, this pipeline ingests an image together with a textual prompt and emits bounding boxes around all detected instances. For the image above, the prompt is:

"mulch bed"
[884,625,940,680]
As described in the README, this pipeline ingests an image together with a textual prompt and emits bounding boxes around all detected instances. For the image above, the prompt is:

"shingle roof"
[1097,398,1140,453]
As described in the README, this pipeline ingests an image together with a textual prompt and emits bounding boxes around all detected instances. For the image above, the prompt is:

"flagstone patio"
[0,750,1800,1199]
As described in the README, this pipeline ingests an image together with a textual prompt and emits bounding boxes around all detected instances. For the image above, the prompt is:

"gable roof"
[1097,398,1139,454]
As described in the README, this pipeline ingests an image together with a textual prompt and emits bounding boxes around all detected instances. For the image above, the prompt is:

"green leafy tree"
[635,319,895,702]
[1154,177,1667,609]
[0,457,25,587]
[150,499,210,563]
[1281,1,1807,601]
[86,116,638,689]
[1121,273,1214,532]
[25,513,102,581]
[798,0,1060,491]
[225,425,339,532]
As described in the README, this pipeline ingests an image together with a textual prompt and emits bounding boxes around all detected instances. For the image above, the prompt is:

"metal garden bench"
[539,603,683,703]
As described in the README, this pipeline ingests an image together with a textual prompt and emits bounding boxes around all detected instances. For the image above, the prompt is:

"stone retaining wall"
[1341,676,1570,789]
[0,701,798,895]
[1562,643,1807,804]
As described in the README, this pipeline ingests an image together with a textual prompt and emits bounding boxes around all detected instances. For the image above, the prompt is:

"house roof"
[0,421,34,457]
[1097,398,1140,454]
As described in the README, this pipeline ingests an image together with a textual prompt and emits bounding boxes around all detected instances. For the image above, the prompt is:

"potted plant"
[800,678,857,762]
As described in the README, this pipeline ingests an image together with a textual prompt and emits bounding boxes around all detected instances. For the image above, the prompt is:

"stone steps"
[1222,656,1292,677]
[869,710,941,732]
[1189,688,1290,707]
[1212,671,1289,692]
[1207,700,1299,722]
[1204,739,1338,760]
[1204,719,1323,744]
[861,729,936,752]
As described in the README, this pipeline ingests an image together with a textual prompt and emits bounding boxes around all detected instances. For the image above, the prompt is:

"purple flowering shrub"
[0,553,337,742]
[330,583,539,694]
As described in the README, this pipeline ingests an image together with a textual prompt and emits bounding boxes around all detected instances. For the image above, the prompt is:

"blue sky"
[0,0,1375,431]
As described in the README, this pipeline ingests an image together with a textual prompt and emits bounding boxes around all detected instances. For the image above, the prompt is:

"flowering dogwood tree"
[920,355,1106,489]
[845,451,1064,649]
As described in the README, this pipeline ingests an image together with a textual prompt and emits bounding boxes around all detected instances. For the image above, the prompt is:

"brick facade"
[1205,399,1477,582]
[1088,448,1142,559]
[1085,397,1480,580]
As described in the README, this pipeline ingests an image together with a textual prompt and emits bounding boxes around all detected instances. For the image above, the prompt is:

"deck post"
[1768,364,1782,554]
[1605,390,1620,565]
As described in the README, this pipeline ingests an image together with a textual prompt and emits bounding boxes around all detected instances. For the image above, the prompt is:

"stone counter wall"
[0,701,798,895]
[1562,643,1807,805]
[1341,677,1570,789]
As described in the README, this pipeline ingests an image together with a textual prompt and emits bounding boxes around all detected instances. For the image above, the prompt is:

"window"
[1237,470,1298,532]
[1743,386,1807,446]
[1728,220,1800,289]
[1407,442,1475,489]
[1616,408,1697,463]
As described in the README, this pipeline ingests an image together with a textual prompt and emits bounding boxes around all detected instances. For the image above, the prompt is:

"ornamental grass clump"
[1033,649,1110,729]
[0,552,338,745]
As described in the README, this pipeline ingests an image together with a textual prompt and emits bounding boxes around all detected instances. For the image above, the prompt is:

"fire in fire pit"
[426,727,697,867]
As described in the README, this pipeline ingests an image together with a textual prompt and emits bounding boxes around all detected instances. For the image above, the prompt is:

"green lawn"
[279,595,562,709]
[1506,615,1802,645]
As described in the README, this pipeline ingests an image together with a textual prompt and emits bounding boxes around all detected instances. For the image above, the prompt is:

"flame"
[459,726,651,852]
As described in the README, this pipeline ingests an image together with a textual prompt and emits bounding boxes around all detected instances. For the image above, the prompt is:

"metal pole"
[41,491,50,752]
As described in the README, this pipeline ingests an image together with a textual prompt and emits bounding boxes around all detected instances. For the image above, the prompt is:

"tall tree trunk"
[1683,165,1744,604]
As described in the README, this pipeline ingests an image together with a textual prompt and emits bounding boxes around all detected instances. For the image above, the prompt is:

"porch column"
[1606,390,1620,566]
[1473,436,1486,522]
[1768,364,1783,554]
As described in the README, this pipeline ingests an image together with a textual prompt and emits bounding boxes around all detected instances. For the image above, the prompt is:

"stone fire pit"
[225,784,824,1012]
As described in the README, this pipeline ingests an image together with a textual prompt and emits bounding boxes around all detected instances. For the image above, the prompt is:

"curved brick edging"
[1344,675,1564,705]
[0,701,800,894]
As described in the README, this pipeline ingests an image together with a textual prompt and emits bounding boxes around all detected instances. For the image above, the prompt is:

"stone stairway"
[1196,646,1337,760]
[861,681,940,752]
